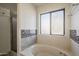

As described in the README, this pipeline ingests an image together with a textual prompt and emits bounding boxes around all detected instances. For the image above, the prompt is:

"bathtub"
[20,44,71,56]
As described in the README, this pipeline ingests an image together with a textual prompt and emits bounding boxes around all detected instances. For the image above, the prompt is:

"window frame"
[40,8,65,36]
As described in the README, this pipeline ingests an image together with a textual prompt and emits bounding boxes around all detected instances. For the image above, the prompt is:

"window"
[40,9,65,35]
[40,13,50,34]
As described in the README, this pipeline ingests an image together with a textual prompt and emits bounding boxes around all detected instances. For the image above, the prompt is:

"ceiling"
[0,3,17,15]
[32,3,49,7]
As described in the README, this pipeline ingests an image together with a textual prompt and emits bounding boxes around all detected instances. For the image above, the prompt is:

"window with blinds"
[40,9,65,35]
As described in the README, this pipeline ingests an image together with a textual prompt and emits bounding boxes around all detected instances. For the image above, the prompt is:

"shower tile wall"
[21,29,37,50]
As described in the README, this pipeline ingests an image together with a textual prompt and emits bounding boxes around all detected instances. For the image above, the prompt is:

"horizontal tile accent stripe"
[70,30,79,44]
[21,29,37,38]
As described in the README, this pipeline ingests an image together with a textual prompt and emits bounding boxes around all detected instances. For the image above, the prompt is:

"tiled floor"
[0,54,10,56]
[0,51,17,56]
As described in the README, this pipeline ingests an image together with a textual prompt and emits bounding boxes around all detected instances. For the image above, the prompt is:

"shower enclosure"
[0,4,17,55]
[10,15,17,52]
[0,7,11,55]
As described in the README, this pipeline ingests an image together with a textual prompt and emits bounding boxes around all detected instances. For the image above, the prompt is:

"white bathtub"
[20,44,71,56]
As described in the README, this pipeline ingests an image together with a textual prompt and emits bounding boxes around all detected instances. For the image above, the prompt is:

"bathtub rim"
[20,44,71,56]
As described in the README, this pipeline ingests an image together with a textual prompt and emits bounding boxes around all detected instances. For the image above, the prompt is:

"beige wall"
[36,3,71,52]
